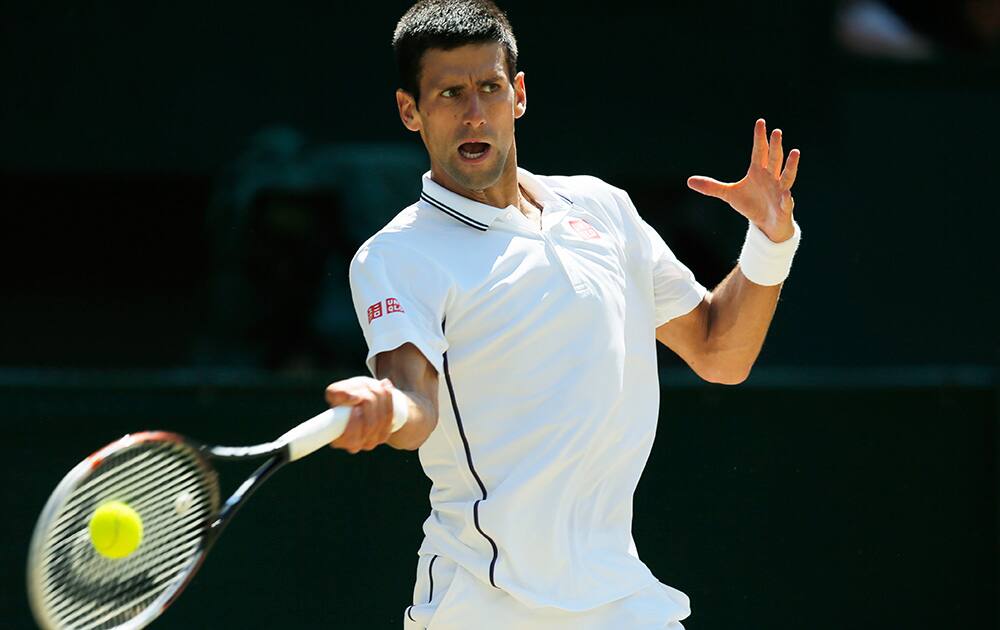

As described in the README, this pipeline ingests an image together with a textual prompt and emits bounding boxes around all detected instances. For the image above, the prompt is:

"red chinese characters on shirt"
[367,298,404,323]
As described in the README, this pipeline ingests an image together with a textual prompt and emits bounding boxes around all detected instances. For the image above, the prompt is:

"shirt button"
[506,212,512,220]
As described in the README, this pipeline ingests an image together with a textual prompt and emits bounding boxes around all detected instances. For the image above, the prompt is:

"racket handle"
[280,388,410,461]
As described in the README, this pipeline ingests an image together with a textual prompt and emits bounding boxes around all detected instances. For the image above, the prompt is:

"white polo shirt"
[349,167,707,612]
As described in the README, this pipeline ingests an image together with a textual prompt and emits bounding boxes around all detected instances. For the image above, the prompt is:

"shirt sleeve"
[609,184,708,327]
[348,240,450,377]
[641,220,708,326]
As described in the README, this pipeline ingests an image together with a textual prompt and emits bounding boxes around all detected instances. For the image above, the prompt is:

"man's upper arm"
[348,233,449,450]
[655,295,713,378]
[349,239,450,378]
[375,342,440,450]
[374,342,439,410]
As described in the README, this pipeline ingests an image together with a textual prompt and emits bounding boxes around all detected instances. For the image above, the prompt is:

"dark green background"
[6,375,996,628]
[2,1,997,628]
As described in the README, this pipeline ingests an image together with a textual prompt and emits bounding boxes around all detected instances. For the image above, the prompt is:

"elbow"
[698,362,752,386]
[707,371,749,386]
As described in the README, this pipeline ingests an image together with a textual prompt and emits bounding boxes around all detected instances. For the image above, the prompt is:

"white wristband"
[738,220,801,286]
[389,387,411,431]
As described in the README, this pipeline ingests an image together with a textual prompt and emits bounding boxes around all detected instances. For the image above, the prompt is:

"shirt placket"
[502,206,590,296]
[542,230,590,295]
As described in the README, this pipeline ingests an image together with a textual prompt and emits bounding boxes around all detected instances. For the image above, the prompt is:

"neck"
[430,142,521,210]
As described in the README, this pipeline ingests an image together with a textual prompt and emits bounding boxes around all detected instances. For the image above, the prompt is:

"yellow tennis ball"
[88,501,143,559]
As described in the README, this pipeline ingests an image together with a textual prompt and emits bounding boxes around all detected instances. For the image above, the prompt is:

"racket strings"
[34,439,220,630]
[46,450,189,544]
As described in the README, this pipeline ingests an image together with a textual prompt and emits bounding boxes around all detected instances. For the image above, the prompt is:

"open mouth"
[458,142,491,161]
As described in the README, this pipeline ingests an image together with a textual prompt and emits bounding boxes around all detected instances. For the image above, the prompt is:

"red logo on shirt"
[367,298,404,323]
[386,298,405,314]
[569,218,601,240]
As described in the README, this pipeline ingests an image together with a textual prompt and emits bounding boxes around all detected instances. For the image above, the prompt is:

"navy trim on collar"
[420,192,489,232]
[419,168,567,231]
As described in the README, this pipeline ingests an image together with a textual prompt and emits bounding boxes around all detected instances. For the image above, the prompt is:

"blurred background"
[2,0,997,628]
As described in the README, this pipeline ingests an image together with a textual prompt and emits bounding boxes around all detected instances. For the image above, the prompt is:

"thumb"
[687,176,730,201]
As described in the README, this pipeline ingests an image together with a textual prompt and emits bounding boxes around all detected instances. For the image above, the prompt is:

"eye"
[441,88,459,98]
[482,83,500,93]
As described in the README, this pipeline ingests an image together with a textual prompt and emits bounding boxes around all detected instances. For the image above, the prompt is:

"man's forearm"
[385,389,438,450]
[703,265,783,382]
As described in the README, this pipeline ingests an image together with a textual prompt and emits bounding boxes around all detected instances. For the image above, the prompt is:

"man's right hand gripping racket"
[26,389,409,630]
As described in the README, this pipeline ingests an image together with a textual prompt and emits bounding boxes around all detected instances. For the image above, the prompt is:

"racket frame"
[28,394,407,630]
[28,431,224,630]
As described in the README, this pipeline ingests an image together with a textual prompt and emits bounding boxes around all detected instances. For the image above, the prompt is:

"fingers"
[325,380,364,407]
[780,149,800,190]
[325,376,397,454]
[332,406,367,454]
[751,118,768,169]
[687,175,731,201]
[767,129,783,175]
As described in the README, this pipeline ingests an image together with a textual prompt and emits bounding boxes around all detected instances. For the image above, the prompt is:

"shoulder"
[535,173,641,239]
[537,173,634,215]
[350,202,451,274]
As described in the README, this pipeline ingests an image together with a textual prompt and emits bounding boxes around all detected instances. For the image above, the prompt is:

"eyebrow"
[433,74,505,90]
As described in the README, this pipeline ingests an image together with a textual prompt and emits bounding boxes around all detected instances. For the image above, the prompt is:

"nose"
[463,93,486,128]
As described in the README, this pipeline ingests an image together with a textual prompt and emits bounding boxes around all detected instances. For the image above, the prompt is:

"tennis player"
[325,1,801,627]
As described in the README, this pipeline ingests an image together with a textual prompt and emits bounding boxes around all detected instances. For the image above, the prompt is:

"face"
[396,42,526,194]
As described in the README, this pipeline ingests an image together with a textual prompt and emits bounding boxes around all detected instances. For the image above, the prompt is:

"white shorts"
[403,555,691,630]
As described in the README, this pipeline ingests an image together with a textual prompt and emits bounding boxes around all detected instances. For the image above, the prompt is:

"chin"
[447,165,502,192]
[447,155,508,192]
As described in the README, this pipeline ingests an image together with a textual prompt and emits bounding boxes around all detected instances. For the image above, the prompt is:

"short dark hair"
[392,0,518,104]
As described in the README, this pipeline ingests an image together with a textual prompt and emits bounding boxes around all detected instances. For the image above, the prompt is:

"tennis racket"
[27,390,409,630]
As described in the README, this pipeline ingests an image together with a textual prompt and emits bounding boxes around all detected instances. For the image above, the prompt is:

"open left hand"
[687,118,800,242]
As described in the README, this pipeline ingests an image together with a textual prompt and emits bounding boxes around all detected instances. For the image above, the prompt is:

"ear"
[396,89,422,132]
[513,71,527,119]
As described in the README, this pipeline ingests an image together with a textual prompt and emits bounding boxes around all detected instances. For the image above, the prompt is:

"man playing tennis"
[325,1,801,627]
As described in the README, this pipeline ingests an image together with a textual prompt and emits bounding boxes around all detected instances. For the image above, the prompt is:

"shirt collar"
[420,167,568,232]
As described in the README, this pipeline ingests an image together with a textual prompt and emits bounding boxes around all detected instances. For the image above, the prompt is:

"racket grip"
[280,388,410,461]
